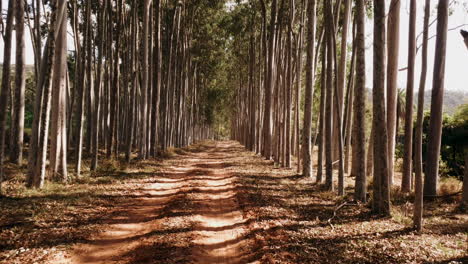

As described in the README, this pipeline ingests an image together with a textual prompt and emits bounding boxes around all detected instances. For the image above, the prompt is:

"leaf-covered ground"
[0,141,466,264]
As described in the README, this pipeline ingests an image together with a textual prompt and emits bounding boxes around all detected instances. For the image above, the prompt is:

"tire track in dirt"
[65,141,257,264]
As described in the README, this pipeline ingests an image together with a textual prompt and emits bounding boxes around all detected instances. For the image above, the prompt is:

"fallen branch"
[327,201,353,230]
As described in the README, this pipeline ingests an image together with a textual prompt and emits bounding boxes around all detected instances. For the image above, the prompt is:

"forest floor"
[0,141,467,264]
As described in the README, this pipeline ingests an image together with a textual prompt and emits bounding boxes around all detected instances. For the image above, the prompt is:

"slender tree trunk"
[353,0,367,203]
[11,0,26,165]
[75,0,91,176]
[0,0,15,193]
[324,0,334,191]
[302,0,316,177]
[49,12,68,182]
[402,0,417,193]
[91,0,106,170]
[414,0,430,231]
[386,0,400,187]
[263,0,277,160]
[372,0,390,216]
[424,0,449,197]
[29,0,68,188]
[317,44,326,183]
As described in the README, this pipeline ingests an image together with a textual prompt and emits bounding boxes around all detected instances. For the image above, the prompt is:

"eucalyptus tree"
[27,0,68,188]
[302,0,317,178]
[353,0,367,203]
[386,0,400,186]
[425,0,449,197]
[414,0,431,232]
[49,7,68,182]
[0,0,15,194]
[262,0,277,160]
[402,0,417,193]
[372,0,390,216]
[11,0,26,165]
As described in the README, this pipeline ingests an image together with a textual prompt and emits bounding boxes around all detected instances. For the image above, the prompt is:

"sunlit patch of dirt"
[1,141,466,264]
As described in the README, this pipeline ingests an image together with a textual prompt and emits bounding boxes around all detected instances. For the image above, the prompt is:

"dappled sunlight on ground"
[1,141,466,264]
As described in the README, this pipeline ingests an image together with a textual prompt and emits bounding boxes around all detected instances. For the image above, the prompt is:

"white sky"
[364,0,468,92]
[1,0,468,92]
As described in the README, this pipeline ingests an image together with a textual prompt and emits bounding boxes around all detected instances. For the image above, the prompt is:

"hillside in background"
[416,90,468,115]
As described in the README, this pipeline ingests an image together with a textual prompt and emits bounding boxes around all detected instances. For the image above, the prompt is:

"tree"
[27,0,68,188]
[372,0,390,216]
[414,0,430,231]
[424,0,449,197]
[262,0,277,160]
[10,0,26,165]
[49,8,68,182]
[353,0,367,203]
[139,0,152,159]
[302,0,317,178]
[324,0,335,191]
[402,0,417,193]
[317,44,326,183]
[0,0,15,194]
[74,0,90,176]
[386,0,400,187]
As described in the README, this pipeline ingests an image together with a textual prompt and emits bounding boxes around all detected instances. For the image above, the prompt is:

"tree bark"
[49,11,68,182]
[0,0,15,194]
[424,0,449,197]
[372,0,390,216]
[353,0,367,203]
[302,0,316,178]
[386,0,400,187]
[11,0,26,165]
[402,0,417,193]
[414,0,430,231]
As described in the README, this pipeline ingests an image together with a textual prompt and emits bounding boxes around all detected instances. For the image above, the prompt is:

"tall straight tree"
[316,44,326,183]
[151,0,162,157]
[91,0,106,170]
[414,0,430,231]
[402,0,417,193]
[324,0,334,191]
[386,0,400,186]
[372,0,390,216]
[11,0,26,165]
[302,0,316,178]
[28,0,68,188]
[49,10,68,182]
[353,0,367,203]
[74,0,91,176]
[262,0,277,160]
[0,0,15,193]
[424,0,449,197]
[139,0,152,159]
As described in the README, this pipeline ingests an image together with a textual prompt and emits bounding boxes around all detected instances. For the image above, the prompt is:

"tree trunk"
[372,0,390,216]
[353,0,367,203]
[424,0,449,197]
[263,0,277,160]
[414,0,430,231]
[402,0,417,193]
[386,0,400,187]
[302,0,316,178]
[0,0,15,193]
[11,0,26,165]
[317,44,326,183]
[49,11,68,182]
[324,0,334,191]
[28,0,68,188]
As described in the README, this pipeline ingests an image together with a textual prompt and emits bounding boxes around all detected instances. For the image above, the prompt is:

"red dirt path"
[68,141,257,264]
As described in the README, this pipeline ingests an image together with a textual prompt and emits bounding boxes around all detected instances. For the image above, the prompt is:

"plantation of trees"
[0,0,467,263]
